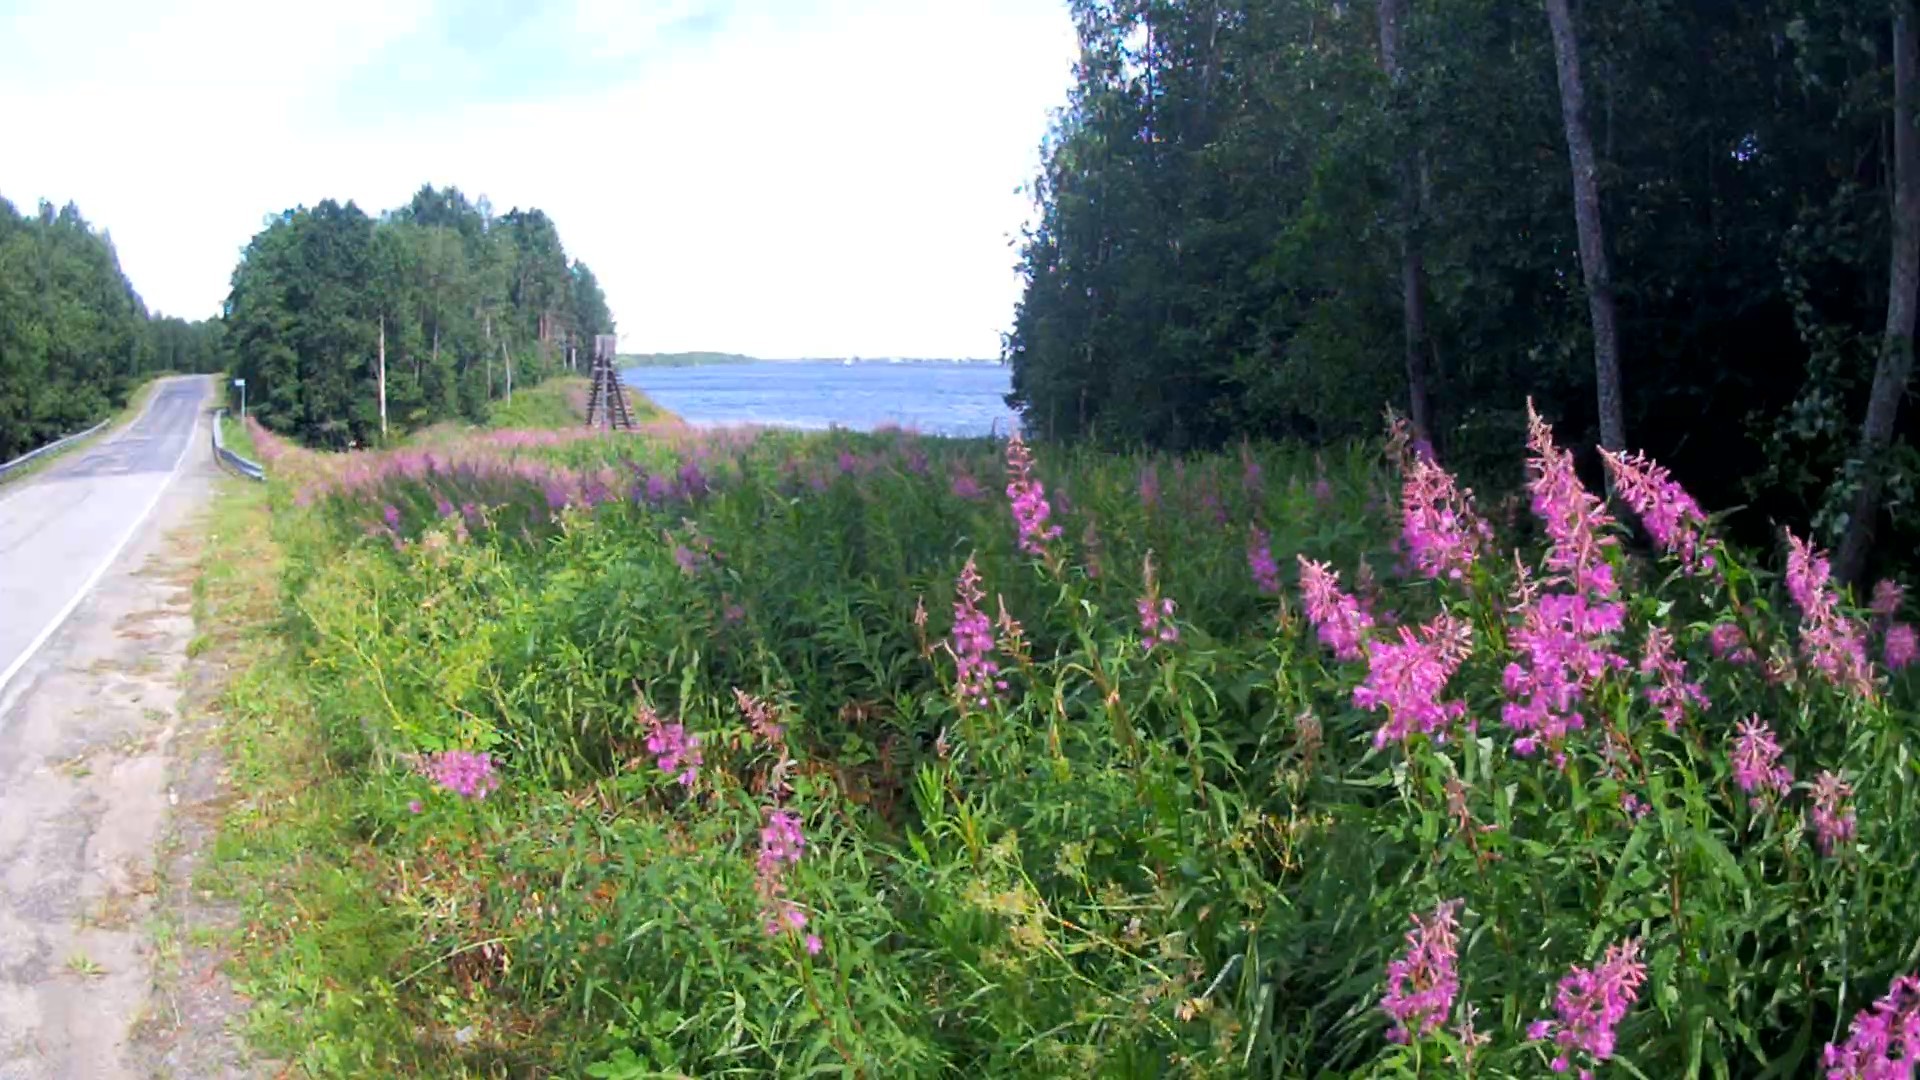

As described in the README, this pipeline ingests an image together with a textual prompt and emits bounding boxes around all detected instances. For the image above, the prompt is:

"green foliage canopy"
[224,185,614,448]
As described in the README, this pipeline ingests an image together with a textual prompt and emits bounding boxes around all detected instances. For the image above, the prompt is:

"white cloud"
[0,0,1077,357]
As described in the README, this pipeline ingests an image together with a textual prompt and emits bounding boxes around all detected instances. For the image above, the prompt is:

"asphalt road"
[0,375,211,703]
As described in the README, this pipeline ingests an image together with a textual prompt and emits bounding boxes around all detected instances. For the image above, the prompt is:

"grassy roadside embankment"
[190,401,1920,1076]
[217,407,258,463]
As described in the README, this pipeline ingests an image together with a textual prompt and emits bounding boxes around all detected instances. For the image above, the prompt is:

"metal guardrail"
[0,418,111,480]
[213,408,266,481]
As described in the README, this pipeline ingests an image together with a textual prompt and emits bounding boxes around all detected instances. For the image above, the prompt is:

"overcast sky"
[0,0,1078,358]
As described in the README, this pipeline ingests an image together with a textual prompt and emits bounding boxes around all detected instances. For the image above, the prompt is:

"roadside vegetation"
[194,403,1920,1077]
[481,376,673,431]
[0,197,222,461]
[222,185,615,450]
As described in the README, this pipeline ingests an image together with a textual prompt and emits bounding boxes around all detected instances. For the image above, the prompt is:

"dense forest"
[0,196,224,461]
[1007,0,1920,578]
[225,185,614,448]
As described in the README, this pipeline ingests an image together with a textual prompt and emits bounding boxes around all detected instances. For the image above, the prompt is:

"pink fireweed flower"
[1870,579,1906,620]
[951,557,1006,709]
[1822,972,1920,1079]
[413,750,500,800]
[1354,613,1472,749]
[1138,463,1160,510]
[757,808,805,874]
[753,806,818,949]
[1136,552,1179,653]
[1710,621,1757,664]
[1400,453,1492,582]
[1525,402,1621,603]
[734,688,784,747]
[1787,529,1836,612]
[1137,597,1179,652]
[1248,528,1282,595]
[1298,556,1374,662]
[1380,899,1463,1044]
[1528,938,1648,1078]
[1887,624,1918,671]
[1502,590,1628,760]
[642,708,703,788]
[1200,487,1228,526]
[1639,626,1708,732]
[1004,431,1062,557]
[1601,448,1716,573]
[950,469,983,501]
[1809,770,1857,857]
[1785,531,1875,696]
[1240,443,1265,502]
[1731,716,1793,810]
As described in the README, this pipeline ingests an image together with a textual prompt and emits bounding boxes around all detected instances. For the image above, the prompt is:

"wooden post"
[377,317,388,438]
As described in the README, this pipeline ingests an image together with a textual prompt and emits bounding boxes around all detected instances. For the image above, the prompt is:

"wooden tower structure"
[584,334,637,430]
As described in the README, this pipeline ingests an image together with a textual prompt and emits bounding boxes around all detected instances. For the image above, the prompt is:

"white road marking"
[0,394,201,713]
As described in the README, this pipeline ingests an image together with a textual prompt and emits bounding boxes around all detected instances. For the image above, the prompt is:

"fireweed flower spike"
[1784,531,1875,697]
[1809,770,1857,857]
[1248,527,1281,595]
[1354,613,1472,749]
[1639,625,1709,733]
[734,688,785,747]
[1503,408,1630,762]
[412,750,500,800]
[1004,430,1062,557]
[951,557,1006,709]
[1380,899,1463,1044]
[1710,621,1758,665]
[1887,624,1918,671]
[1138,462,1160,510]
[1870,579,1906,620]
[754,807,816,946]
[1600,447,1716,574]
[1297,556,1373,662]
[1400,452,1492,582]
[1528,938,1648,1079]
[1136,552,1180,653]
[1822,972,1920,1078]
[1525,401,1622,604]
[1730,715,1793,810]
[640,704,702,788]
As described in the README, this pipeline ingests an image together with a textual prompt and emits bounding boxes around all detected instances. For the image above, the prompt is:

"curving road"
[0,375,210,705]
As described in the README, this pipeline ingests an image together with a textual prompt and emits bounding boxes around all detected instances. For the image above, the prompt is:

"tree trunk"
[1378,0,1438,452]
[1544,0,1627,452]
[377,317,388,439]
[502,335,513,403]
[1837,2,1920,584]
[484,312,494,399]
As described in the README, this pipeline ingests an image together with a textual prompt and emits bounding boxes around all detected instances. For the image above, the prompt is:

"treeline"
[225,185,614,448]
[0,196,224,461]
[1008,0,1920,576]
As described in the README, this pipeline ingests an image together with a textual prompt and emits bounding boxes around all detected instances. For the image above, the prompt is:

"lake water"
[621,361,1018,438]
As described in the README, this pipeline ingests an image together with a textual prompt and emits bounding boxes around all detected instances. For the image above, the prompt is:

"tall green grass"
[215,416,1920,1077]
